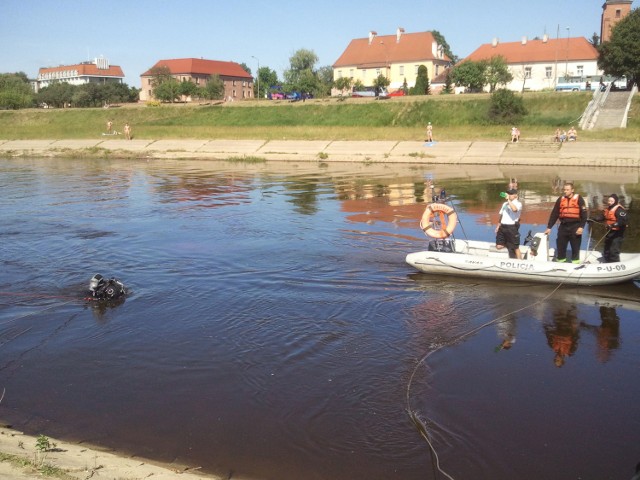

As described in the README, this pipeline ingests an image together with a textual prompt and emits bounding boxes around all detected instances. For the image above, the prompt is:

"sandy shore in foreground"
[0,425,222,480]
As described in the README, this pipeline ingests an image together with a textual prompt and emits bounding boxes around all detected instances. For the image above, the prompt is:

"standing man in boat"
[495,188,522,259]
[544,182,588,263]
[590,193,628,263]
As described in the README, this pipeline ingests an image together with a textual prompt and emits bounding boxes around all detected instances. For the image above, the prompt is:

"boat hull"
[406,239,640,286]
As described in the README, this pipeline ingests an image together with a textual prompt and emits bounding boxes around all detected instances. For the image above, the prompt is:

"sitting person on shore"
[559,130,567,143]
[567,126,577,142]
[554,128,562,142]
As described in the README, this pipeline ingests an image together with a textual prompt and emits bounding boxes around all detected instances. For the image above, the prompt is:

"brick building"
[140,58,253,102]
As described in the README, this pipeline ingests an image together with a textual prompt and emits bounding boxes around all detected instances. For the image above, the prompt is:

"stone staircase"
[504,136,561,159]
[591,90,634,130]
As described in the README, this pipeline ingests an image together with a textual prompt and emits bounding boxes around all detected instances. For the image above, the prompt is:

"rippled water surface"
[1,158,639,480]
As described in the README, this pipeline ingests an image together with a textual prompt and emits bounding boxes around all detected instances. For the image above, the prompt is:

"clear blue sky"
[1,0,615,86]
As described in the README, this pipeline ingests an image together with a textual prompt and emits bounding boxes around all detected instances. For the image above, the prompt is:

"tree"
[153,78,181,102]
[316,65,334,97]
[598,8,640,86]
[179,80,199,101]
[410,65,430,95]
[441,70,453,94]
[488,88,527,124]
[430,30,457,63]
[334,76,352,95]
[451,60,487,92]
[148,65,173,87]
[201,75,224,100]
[284,48,322,96]
[590,32,600,46]
[0,72,34,109]
[256,66,278,99]
[239,62,251,76]
[402,78,409,95]
[36,81,74,108]
[372,74,390,96]
[485,56,513,92]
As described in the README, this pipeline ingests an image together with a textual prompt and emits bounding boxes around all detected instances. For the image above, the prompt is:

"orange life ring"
[420,203,458,239]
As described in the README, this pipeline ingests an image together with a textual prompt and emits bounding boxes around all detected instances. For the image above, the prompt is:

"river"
[1,157,638,480]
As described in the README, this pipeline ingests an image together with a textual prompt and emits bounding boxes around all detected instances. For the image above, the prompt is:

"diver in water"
[88,274,127,301]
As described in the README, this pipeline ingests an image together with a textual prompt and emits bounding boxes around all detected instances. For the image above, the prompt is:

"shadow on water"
[1,158,639,480]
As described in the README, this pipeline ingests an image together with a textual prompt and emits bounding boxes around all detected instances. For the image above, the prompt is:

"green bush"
[488,89,527,124]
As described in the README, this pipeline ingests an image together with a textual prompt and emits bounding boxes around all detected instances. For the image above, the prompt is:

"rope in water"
[405,226,610,479]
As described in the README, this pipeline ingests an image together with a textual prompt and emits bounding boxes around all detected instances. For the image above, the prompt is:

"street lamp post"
[251,55,260,100]
[565,27,570,80]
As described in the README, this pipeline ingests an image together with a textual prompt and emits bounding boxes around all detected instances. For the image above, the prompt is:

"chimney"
[492,37,499,47]
[368,31,377,45]
[396,27,405,43]
[521,36,528,45]
[543,33,549,43]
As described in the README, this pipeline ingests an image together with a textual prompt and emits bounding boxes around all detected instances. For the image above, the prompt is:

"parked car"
[269,91,285,100]
[388,90,406,97]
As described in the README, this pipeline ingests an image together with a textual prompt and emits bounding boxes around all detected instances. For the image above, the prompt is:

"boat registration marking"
[596,264,627,272]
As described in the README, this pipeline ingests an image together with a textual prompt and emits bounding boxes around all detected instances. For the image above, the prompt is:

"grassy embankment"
[1,92,639,142]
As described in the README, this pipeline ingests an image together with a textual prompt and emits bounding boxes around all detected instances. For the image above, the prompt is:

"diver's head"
[89,274,105,293]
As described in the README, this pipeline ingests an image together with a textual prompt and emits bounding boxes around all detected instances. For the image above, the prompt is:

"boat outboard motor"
[529,235,541,257]
[89,273,126,301]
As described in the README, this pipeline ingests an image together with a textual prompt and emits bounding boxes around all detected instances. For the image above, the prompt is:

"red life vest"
[559,194,581,220]
[604,204,624,230]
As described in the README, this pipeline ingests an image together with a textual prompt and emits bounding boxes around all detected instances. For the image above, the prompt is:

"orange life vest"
[559,194,581,220]
[604,204,624,230]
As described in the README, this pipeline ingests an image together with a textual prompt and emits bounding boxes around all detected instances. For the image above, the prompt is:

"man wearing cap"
[496,188,522,259]
[591,194,628,263]
[544,182,588,263]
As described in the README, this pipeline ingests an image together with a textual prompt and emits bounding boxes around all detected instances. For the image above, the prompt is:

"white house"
[463,35,601,92]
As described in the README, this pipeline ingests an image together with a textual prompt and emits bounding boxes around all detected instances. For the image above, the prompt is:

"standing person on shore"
[590,193,628,263]
[544,182,588,263]
[124,122,131,140]
[107,120,113,134]
[425,122,433,143]
[495,188,522,259]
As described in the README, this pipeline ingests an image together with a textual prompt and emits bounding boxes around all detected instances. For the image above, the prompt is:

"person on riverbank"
[590,193,628,263]
[425,122,433,143]
[107,120,113,134]
[568,126,577,142]
[124,122,131,140]
[544,182,588,263]
[495,188,522,259]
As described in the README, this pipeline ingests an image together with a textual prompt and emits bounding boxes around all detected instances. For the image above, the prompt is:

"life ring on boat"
[420,203,458,239]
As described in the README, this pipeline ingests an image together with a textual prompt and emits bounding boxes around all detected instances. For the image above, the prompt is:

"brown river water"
[0,157,639,480]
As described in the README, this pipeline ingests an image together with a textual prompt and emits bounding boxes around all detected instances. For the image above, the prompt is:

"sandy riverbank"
[0,425,223,480]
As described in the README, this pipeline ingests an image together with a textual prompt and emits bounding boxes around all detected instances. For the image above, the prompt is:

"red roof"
[333,31,450,68]
[142,58,252,79]
[464,37,598,64]
[38,63,124,78]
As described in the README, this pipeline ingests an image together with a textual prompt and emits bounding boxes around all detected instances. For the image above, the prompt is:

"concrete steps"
[592,91,633,130]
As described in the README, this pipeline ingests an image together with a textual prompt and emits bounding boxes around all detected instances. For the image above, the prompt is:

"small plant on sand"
[35,434,56,467]
[317,151,328,160]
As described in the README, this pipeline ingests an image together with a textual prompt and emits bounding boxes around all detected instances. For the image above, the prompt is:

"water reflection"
[1,158,639,480]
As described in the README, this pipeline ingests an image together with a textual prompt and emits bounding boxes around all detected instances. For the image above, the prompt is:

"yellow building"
[332,29,451,95]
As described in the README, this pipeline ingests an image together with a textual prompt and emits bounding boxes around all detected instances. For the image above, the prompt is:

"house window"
[362,69,366,79]
[616,9,621,17]
[577,65,584,76]
[415,65,419,75]
[349,69,354,78]
[545,66,552,78]
[376,68,381,76]
[338,70,342,78]
[399,65,404,75]
[232,89,236,97]
[524,67,532,79]
[435,65,439,76]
